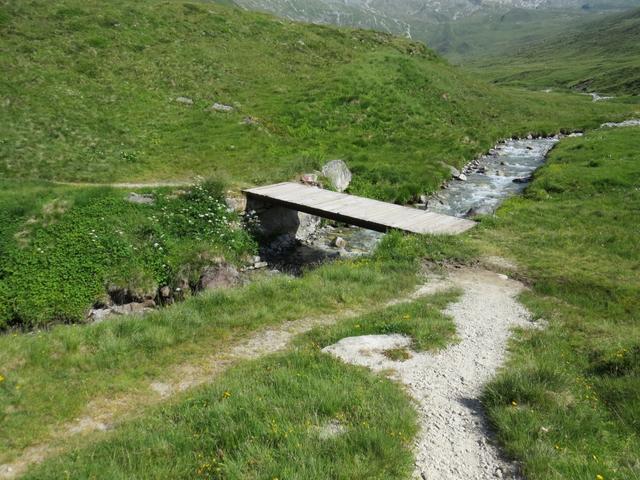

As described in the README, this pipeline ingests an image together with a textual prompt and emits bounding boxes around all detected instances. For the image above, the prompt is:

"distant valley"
[232,0,640,60]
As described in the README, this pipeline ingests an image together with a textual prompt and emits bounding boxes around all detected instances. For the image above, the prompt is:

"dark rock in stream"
[512,176,532,184]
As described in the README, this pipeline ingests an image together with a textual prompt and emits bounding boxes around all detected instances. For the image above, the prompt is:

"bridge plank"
[244,182,475,235]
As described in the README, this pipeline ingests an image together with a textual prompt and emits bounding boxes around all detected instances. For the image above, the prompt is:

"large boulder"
[198,260,239,291]
[321,160,352,192]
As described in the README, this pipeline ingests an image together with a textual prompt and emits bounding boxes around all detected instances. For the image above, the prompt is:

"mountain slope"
[0,0,632,202]
[476,7,640,94]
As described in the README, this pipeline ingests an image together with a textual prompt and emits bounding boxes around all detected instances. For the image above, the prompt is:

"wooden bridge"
[243,182,475,235]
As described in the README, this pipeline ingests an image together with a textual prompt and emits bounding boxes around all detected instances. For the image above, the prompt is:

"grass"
[473,7,640,95]
[298,289,460,352]
[0,0,635,201]
[17,285,460,479]
[0,179,257,329]
[0,231,472,465]
[471,126,640,479]
[22,350,419,479]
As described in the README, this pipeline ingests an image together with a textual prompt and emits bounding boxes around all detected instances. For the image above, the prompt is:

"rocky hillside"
[234,0,639,58]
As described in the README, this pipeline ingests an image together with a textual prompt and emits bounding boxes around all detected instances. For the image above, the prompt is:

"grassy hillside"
[473,126,640,478]
[475,7,640,94]
[234,0,638,61]
[0,0,634,199]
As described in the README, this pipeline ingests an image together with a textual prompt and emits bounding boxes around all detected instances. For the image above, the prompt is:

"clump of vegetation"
[383,347,412,361]
[474,127,640,479]
[299,289,460,352]
[0,180,256,329]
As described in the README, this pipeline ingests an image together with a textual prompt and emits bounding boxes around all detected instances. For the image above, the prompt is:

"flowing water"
[425,136,562,217]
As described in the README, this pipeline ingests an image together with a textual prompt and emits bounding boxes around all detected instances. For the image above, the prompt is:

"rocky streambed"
[425,135,566,217]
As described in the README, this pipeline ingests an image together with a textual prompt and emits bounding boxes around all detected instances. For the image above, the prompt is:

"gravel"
[323,268,534,480]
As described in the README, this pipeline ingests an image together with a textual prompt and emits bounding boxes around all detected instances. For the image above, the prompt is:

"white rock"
[211,102,234,112]
[321,159,352,192]
[175,96,193,105]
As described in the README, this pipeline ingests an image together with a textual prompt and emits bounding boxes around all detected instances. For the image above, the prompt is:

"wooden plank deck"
[243,182,475,235]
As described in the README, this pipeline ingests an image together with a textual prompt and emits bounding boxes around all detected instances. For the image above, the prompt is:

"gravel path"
[323,268,533,480]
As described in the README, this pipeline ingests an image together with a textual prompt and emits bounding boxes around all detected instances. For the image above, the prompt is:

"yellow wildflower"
[0,374,4,383]
[222,391,231,399]
[596,475,604,480]
[511,401,518,406]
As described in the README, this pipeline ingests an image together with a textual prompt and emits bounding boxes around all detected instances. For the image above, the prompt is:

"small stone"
[160,286,171,298]
[198,260,239,291]
[224,193,247,213]
[126,192,154,205]
[175,96,193,105]
[513,176,532,184]
[301,173,319,185]
[457,173,467,181]
[332,236,347,249]
[88,308,112,323]
[254,261,268,269]
[448,165,461,177]
[211,102,233,112]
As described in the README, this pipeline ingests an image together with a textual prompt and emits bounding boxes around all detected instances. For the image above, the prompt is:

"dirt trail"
[52,180,194,189]
[324,268,534,480]
[0,280,451,479]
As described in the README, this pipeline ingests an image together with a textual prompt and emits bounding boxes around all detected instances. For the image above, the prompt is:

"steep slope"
[476,7,640,94]
[0,0,630,202]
